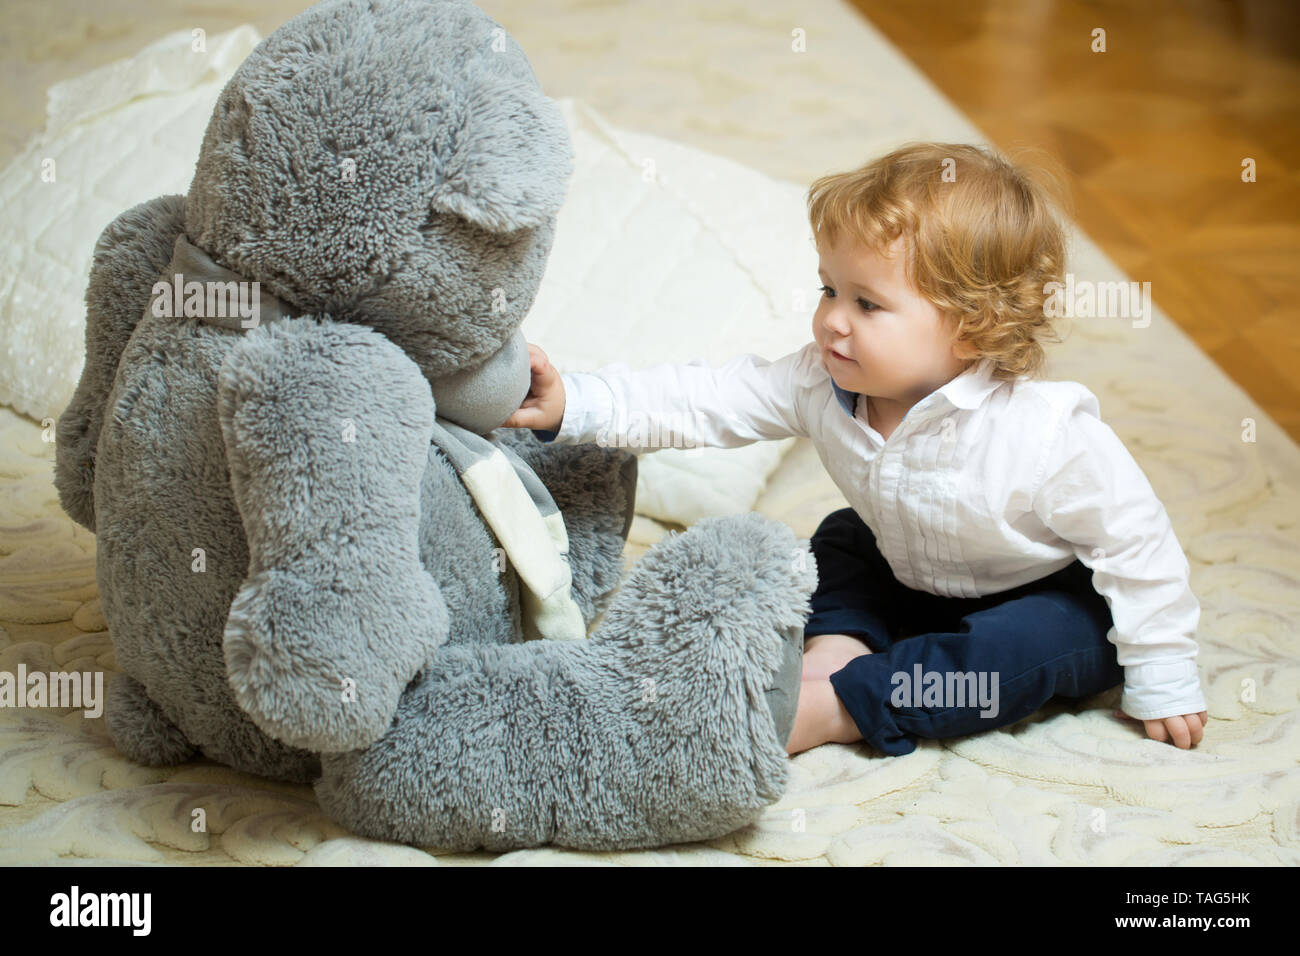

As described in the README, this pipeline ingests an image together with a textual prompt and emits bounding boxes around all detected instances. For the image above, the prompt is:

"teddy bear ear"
[428,83,574,233]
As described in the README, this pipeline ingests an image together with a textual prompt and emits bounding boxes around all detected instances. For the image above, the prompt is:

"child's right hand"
[500,343,566,432]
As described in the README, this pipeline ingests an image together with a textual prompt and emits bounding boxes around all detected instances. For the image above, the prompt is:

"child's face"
[813,236,975,407]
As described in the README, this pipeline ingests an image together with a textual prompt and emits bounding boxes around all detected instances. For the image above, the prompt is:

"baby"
[502,142,1208,757]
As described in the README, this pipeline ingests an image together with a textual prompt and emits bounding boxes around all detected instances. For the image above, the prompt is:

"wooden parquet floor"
[850,0,1300,441]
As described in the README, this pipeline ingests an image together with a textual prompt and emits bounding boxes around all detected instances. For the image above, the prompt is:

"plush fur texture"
[55,0,814,850]
[54,193,188,532]
[317,512,814,851]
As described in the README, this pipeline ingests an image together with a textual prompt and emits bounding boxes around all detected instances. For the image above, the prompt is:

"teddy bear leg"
[104,673,197,767]
[313,511,814,851]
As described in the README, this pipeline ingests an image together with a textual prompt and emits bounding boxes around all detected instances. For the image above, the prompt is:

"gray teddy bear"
[54,0,814,852]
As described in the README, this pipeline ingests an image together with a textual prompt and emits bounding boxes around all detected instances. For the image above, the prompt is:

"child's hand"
[1112,708,1209,749]
[500,343,565,432]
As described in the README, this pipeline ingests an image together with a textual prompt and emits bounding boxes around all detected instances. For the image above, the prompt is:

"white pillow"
[526,98,818,524]
[0,29,819,526]
[0,25,261,424]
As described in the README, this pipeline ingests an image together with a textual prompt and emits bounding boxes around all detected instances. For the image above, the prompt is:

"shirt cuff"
[546,371,616,445]
[1120,659,1207,720]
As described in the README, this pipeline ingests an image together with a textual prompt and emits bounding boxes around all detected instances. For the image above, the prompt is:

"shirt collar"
[831,358,1003,418]
[830,377,858,416]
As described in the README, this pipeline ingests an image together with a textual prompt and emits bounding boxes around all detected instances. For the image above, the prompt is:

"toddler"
[502,142,1208,757]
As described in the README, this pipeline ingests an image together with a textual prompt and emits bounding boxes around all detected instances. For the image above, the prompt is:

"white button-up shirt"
[540,341,1206,722]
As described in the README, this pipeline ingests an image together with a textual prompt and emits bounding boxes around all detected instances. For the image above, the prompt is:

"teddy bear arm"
[55,194,188,531]
[216,315,451,752]
[491,429,638,623]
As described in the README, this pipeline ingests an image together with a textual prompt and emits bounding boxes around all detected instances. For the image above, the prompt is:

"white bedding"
[0,26,260,422]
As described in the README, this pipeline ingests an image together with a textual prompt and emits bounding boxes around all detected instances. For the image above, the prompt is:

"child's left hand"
[1112,708,1209,749]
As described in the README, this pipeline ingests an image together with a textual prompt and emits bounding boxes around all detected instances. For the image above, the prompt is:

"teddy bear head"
[182,0,572,429]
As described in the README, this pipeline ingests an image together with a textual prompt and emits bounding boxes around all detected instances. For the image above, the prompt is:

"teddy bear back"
[183,0,574,377]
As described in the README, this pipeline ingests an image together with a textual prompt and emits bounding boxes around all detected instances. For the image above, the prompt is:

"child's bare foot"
[785,679,863,755]
[801,632,872,681]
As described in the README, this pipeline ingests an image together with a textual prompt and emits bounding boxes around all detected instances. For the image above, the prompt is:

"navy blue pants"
[805,508,1123,756]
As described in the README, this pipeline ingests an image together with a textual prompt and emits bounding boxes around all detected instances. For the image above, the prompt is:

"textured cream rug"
[2,0,1298,865]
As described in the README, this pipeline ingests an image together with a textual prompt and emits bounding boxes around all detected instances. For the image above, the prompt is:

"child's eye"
[819,285,879,313]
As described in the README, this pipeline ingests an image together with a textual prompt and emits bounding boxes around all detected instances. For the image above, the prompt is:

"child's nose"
[823,306,851,337]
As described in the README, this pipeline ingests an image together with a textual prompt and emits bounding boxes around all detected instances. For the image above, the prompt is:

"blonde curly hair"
[806,142,1071,381]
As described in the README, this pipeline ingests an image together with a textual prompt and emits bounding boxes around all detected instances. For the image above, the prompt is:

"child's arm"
[501,342,814,451]
[1030,387,1208,745]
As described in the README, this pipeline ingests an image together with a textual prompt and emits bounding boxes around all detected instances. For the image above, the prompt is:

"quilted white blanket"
[0,0,1297,865]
